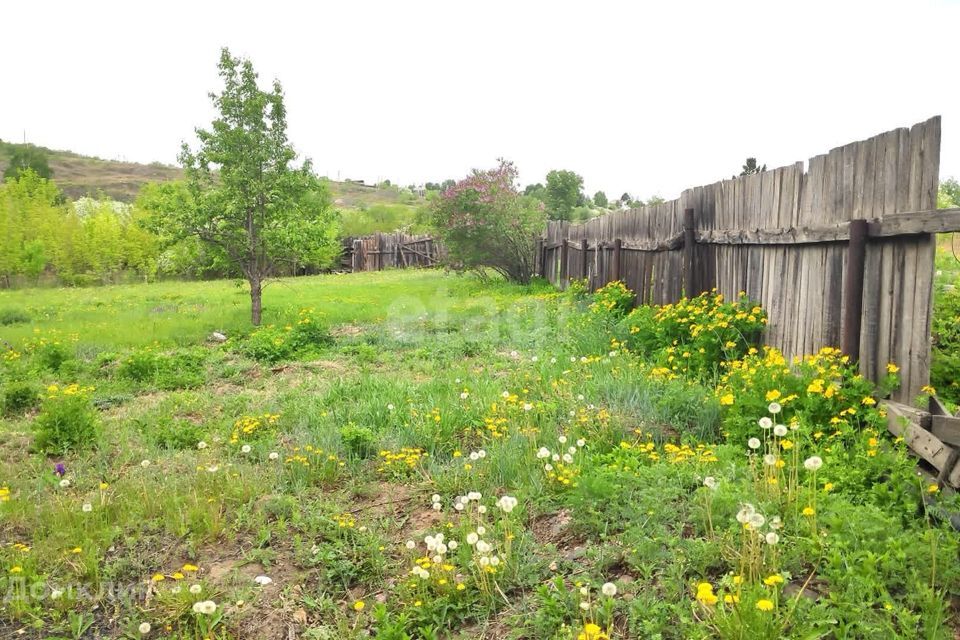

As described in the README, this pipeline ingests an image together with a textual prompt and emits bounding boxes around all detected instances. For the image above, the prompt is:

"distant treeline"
[0,171,340,288]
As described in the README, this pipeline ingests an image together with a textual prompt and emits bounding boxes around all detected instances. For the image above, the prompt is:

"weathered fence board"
[540,117,960,402]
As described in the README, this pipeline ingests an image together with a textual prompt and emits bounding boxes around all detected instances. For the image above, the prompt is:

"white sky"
[2,0,959,200]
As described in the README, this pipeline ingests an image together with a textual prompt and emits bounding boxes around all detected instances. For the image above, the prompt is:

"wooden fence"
[341,232,444,272]
[538,116,960,403]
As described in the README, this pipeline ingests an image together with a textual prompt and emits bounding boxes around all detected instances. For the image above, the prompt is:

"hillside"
[0,140,427,220]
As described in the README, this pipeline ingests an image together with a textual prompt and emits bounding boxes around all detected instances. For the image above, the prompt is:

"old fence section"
[341,232,443,272]
[538,116,960,404]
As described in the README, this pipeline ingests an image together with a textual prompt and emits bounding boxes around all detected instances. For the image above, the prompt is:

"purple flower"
[54,463,66,477]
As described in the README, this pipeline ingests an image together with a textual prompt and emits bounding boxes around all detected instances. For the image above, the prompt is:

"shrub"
[238,309,331,362]
[118,348,206,389]
[339,422,376,459]
[620,290,767,380]
[431,160,546,283]
[140,416,206,451]
[589,280,635,318]
[715,346,892,444]
[34,342,72,372]
[2,382,39,415]
[0,308,30,325]
[33,384,100,454]
[931,284,960,409]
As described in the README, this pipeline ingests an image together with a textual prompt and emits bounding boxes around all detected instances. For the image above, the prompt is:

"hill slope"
[0,140,426,216]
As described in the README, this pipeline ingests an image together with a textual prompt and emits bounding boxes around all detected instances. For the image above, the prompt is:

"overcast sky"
[2,0,958,200]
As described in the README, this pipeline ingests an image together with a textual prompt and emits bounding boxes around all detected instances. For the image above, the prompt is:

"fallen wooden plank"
[884,401,960,487]
[931,416,960,447]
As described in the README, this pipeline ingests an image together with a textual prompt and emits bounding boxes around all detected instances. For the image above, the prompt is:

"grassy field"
[0,270,958,639]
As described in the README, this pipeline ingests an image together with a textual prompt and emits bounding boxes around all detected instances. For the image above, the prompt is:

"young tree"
[593,190,608,208]
[431,159,545,284]
[544,170,584,221]
[736,157,766,177]
[153,48,340,325]
[3,145,53,180]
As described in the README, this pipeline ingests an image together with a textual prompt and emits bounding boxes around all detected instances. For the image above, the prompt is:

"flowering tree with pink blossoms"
[431,160,546,284]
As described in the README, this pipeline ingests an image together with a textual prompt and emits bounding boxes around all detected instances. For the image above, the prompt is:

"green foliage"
[938,177,959,208]
[544,169,584,221]
[339,422,376,459]
[151,48,341,324]
[736,157,766,177]
[117,347,206,390]
[2,145,52,180]
[715,345,892,444]
[592,191,608,208]
[0,308,30,325]
[431,160,546,283]
[138,415,206,451]
[588,281,635,318]
[340,203,425,236]
[931,283,960,408]
[237,309,332,362]
[620,290,767,380]
[2,381,39,415]
[0,171,158,284]
[32,384,100,454]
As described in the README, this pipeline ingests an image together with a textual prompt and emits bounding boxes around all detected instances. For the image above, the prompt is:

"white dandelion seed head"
[748,438,761,450]
[460,392,469,399]
[476,526,486,536]
[197,441,208,450]
[268,452,279,460]
[138,622,151,634]
[763,454,777,466]
[562,453,574,464]
[140,460,151,468]
[466,532,479,545]
[576,439,586,447]
[768,402,782,414]
[536,447,551,459]
[448,540,458,550]
[703,476,718,490]
[241,445,251,454]
[765,532,780,545]
[82,503,92,512]
[601,582,618,597]
[59,478,71,488]
[477,505,487,514]
[405,540,416,550]
[544,463,554,471]
[773,424,788,437]
[749,513,766,528]
[804,456,823,471]
[558,435,568,444]
[758,417,773,429]
[189,584,202,595]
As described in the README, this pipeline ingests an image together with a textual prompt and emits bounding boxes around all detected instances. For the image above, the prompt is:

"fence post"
[580,239,589,285]
[535,239,544,277]
[842,219,868,360]
[683,208,696,296]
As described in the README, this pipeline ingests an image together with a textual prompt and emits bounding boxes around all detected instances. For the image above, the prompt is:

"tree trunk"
[249,276,263,326]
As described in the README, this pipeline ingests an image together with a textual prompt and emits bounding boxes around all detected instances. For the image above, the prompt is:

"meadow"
[0,269,958,639]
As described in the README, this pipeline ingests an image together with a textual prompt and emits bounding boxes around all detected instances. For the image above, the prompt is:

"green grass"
[0,270,516,350]
[0,270,958,639]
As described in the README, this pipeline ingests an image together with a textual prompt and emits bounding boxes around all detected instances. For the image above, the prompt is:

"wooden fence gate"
[538,116,960,404]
